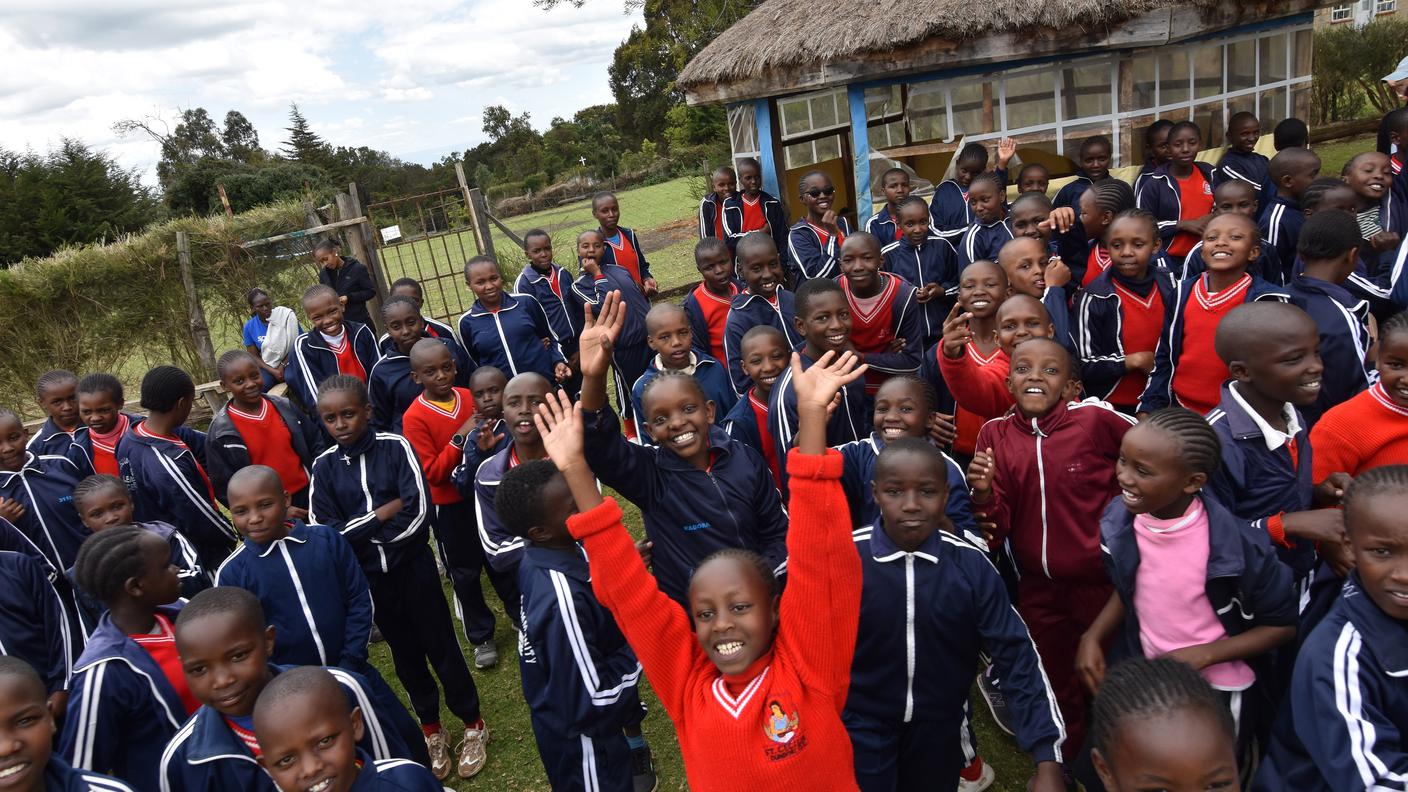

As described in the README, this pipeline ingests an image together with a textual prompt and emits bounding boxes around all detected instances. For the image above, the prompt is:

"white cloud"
[0,0,642,185]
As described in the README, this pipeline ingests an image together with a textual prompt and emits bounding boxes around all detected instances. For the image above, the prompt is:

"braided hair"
[1089,657,1234,759]
[216,349,258,378]
[1301,177,1354,212]
[1142,407,1222,476]
[1298,210,1361,261]
[73,526,149,605]
[969,172,1004,195]
[77,372,124,406]
[640,370,709,412]
[1090,179,1137,218]
[1381,310,1408,347]
[35,369,77,400]
[494,459,561,539]
[876,373,938,414]
[1108,208,1159,241]
[694,547,778,598]
[139,366,194,413]
[72,474,128,510]
[316,374,369,408]
[1344,465,1408,534]
[380,294,419,319]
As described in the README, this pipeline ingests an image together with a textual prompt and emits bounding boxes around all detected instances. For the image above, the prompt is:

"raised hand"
[790,351,866,413]
[941,303,974,360]
[474,419,505,452]
[553,361,572,382]
[967,448,996,500]
[533,389,586,471]
[578,291,624,380]
[1039,207,1077,235]
[996,136,1017,167]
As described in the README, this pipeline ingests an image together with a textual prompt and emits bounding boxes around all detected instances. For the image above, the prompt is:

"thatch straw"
[678,0,1221,88]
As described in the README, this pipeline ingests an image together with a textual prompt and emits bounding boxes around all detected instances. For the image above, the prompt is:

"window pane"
[1131,52,1157,111]
[1160,50,1190,106]
[1293,29,1313,77]
[779,98,812,139]
[784,141,817,170]
[1125,114,1159,167]
[1004,71,1056,129]
[951,80,994,136]
[907,82,948,142]
[1291,84,1311,120]
[1063,61,1112,119]
[727,104,759,156]
[814,135,842,162]
[1194,44,1223,100]
[1227,93,1256,120]
[1062,123,1114,164]
[1227,39,1256,93]
[1192,103,1225,150]
[1259,86,1288,124]
[866,85,902,119]
[810,92,840,131]
[868,120,905,151]
[1259,34,1288,84]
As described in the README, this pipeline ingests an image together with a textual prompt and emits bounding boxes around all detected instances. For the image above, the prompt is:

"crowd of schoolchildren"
[2,100,1408,792]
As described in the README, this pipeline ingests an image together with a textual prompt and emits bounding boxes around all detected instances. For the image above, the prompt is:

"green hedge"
[0,201,313,416]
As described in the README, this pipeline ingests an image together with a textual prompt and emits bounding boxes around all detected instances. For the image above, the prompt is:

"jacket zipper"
[1033,418,1051,578]
[904,555,916,722]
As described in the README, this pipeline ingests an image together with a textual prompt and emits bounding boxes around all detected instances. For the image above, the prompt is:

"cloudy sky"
[0,0,644,184]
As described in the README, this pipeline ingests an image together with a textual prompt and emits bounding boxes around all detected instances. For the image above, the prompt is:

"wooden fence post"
[176,231,217,380]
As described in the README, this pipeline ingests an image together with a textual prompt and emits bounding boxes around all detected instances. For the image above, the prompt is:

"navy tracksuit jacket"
[722,191,790,255]
[158,663,425,792]
[1214,149,1275,220]
[844,523,1064,790]
[42,758,137,792]
[573,264,652,425]
[456,292,566,382]
[598,227,654,284]
[836,433,979,544]
[1206,382,1318,579]
[928,180,973,238]
[955,219,1015,268]
[631,353,737,423]
[214,520,374,670]
[319,256,377,327]
[25,418,82,462]
[205,394,323,504]
[866,205,901,243]
[0,549,71,695]
[722,289,802,395]
[787,217,852,283]
[1254,571,1408,791]
[769,350,870,495]
[1052,173,1093,211]
[1260,195,1305,281]
[1073,268,1176,402]
[518,543,644,791]
[582,406,789,605]
[1285,274,1372,425]
[284,321,381,413]
[60,604,189,792]
[1135,162,1217,250]
[881,235,960,347]
[367,334,472,433]
[0,452,91,575]
[345,751,443,791]
[471,442,528,574]
[515,262,585,359]
[116,429,236,570]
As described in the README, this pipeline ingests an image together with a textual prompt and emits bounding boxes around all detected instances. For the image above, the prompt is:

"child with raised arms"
[253,667,444,792]
[534,347,867,791]
[1260,147,1321,273]
[845,437,1065,792]
[881,195,959,348]
[208,350,321,511]
[1076,408,1296,770]
[1253,465,1408,792]
[26,370,80,459]
[1310,310,1408,481]
[400,339,519,669]
[578,293,788,606]
[512,232,583,378]
[955,173,1015,268]
[307,375,486,780]
[0,408,92,586]
[60,527,193,790]
[865,167,914,243]
[1213,111,1274,216]
[721,325,790,489]
[593,191,657,296]
[722,158,789,254]
[1074,210,1173,413]
[632,302,736,422]
[1136,120,1215,258]
[683,237,742,365]
[117,366,237,570]
[699,165,737,240]
[1088,658,1240,792]
[573,229,653,440]
[769,279,872,492]
[458,255,569,385]
[1285,210,1372,423]
[1137,213,1288,416]
[788,171,852,283]
[496,459,657,791]
[838,233,921,393]
[1053,135,1112,210]
[969,338,1134,755]
[1177,179,1283,283]
[285,284,381,411]
[723,232,802,395]
[0,656,138,792]
[368,295,473,433]
[158,587,425,790]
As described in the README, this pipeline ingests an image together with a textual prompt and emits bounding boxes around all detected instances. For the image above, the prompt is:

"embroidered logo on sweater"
[762,694,808,761]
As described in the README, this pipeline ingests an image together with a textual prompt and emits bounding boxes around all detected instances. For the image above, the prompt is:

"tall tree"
[222,111,263,163]
[282,103,330,164]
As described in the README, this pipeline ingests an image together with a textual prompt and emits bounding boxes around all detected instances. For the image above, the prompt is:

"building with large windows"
[679,0,1318,227]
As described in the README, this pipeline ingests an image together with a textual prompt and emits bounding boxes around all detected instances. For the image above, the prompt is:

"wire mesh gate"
[366,187,481,329]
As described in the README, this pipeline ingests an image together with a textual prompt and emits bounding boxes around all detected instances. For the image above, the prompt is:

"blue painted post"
[847,85,873,228]
[754,98,782,199]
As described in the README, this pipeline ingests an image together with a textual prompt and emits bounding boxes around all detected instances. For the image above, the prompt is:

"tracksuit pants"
[370,544,481,726]
[1016,576,1112,758]
[845,711,966,792]
[531,721,634,792]
[432,499,521,644]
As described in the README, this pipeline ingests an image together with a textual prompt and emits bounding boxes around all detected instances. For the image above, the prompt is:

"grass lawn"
[1314,133,1378,177]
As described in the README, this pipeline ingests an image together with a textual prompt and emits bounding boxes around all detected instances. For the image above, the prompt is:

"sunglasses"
[804,186,836,198]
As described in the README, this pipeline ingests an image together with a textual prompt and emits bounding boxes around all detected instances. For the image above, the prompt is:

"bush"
[1314,18,1408,124]
[486,181,526,204]
[0,201,311,415]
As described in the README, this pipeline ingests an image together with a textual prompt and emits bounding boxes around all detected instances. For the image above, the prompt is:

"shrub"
[1314,18,1408,123]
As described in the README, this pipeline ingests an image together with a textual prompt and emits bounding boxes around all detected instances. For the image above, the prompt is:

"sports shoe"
[457,721,489,778]
[425,730,450,780]
[473,640,498,669]
[977,664,1016,736]
[631,743,658,792]
[956,757,995,792]
[369,624,385,644]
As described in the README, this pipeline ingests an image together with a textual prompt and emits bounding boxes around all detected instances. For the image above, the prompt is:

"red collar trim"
[415,390,462,418]
[227,399,270,421]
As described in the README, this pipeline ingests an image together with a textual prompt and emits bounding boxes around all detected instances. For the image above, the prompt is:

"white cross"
[579,156,587,167]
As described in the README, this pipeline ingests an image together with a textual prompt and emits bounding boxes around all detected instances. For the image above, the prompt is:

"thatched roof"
[679,0,1224,93]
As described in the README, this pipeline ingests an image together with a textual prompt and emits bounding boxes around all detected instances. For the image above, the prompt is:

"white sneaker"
[957,760,995,792]
[457,721,489,778]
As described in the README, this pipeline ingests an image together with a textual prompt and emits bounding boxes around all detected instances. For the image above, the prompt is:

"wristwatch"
[450,433,468,449]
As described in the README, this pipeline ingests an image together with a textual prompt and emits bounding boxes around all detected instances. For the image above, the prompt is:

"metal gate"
[366,186,481,328]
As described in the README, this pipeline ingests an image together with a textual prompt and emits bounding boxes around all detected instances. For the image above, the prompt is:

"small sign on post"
[380,225,402,244]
